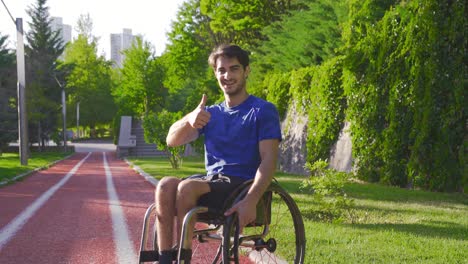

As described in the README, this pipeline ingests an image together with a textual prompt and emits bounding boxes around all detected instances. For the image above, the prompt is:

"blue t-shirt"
[200,95,282,179]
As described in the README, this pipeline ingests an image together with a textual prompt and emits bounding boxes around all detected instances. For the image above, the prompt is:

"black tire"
[222,213,241,263]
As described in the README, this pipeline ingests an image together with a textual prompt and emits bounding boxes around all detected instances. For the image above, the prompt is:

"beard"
[220,78,247,96]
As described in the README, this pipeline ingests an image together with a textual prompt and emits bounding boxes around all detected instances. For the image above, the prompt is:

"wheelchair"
[139,179,306,263]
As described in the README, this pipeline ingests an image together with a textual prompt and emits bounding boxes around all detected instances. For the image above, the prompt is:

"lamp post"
[76,101,80,139]
[2,0,29,165]
[54,75,67,152]
[16,18,28,165]
[61,84,66,151]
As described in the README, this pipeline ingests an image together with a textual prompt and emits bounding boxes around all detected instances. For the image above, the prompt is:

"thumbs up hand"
[198,93,208,109]
[188,94,211,129]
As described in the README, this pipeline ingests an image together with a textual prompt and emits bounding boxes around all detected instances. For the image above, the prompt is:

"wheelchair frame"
[139,179,306,263]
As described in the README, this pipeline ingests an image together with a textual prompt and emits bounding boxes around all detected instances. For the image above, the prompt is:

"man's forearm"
[244,139,279,204]
[223,139,279,228]
[244,165,274,204]
[166,115,199,147]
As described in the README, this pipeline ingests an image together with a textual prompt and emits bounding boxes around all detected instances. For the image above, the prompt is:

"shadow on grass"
[350,221,468,241]
[345,182,468,206]
[274,172,308,195]
[352,203,467,216]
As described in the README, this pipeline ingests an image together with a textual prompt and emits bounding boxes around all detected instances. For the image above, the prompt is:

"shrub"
[301,160,354,222]
[143,110,185,169]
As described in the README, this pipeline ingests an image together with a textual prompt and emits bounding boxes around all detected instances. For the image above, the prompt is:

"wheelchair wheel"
[148,220,225,264]
[222,181,306,263]
[189,222,225,264]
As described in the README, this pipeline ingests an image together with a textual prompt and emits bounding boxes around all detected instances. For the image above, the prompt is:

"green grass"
[130,155,207,179]
[306,181,468,263]
[129,156,468,264]
[0,151,73,184]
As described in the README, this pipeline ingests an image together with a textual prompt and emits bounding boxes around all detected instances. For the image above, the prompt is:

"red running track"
[0,152,254,264]
[0,152,154,264]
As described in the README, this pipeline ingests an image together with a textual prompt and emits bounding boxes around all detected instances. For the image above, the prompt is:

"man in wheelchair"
[154,44,282,264]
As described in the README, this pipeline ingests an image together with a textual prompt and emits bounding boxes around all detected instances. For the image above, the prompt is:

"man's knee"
[156,177,180,195]
[155,177,181,206]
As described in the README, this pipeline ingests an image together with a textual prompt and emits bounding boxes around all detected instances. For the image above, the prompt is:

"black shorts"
[185,174,248,210]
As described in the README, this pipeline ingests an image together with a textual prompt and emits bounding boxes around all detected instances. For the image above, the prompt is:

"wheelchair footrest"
[178,248,192,261]
[139,249,181,262]
[139,250,159,262]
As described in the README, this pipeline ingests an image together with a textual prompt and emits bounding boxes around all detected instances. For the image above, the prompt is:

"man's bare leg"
[175,180,211,249]
[155,177,181,251]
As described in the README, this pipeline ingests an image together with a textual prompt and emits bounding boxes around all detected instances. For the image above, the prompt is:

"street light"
[2,0,28,165]
[53,75,67,152]
[76,101,80,139]
[16,18,28,164]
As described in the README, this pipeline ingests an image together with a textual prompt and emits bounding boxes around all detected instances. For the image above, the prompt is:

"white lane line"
[0,152,92,250]
[103,152,137,263]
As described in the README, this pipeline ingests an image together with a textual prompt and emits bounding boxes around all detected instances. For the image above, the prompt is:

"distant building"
[51,17,72,60]
[110,28,138,68]
[51,17,72,46]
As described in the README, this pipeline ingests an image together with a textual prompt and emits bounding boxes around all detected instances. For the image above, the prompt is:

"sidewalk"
[70,139,116,153]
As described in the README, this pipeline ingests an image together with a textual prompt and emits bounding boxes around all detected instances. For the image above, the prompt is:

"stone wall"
[278,101,309,175]
[329,122,353,172]
[278,101,353,175]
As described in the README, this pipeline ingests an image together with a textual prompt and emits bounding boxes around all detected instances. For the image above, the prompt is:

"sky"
[0,0,186,57]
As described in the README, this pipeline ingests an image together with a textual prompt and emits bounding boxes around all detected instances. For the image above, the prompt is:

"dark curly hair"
[208,44,250,69]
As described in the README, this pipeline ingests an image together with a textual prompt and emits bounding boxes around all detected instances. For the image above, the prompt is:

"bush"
[264,71,291,119]
[50,131,62,146]
[143,110,185,169]
[301,160,354,222]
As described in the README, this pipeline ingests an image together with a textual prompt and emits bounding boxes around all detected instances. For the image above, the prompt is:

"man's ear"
[244,65,251,78]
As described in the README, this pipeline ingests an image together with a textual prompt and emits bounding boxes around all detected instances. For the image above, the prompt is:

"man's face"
[214,56,250,96]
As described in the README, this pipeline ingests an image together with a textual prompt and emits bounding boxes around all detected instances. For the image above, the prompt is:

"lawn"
[0,151,73,184]
[129,155,468,264]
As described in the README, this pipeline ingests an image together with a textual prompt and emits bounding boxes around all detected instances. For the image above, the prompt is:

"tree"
[25,0,65,148]
[62,28,116,135]
[200,0,294,49]
[340,0,401,183]
[113,37,166,117]
[253,0,344,72]
[75,13,98,44]
[248,0,346,97]
[0,34,17,154]
[343,0,466,191]
[162,0,217,113]
[162,0,305,113]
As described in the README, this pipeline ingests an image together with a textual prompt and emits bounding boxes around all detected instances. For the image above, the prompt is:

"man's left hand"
[224,198,257,232]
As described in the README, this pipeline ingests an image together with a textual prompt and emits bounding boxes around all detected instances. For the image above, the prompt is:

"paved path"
[0,151,154,263]
[69,139,117,153]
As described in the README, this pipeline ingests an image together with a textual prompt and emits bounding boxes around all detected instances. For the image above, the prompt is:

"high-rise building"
[51,17,72,60]
[110,28,137,68]
[110,34,122,66]
[51,17,72,46]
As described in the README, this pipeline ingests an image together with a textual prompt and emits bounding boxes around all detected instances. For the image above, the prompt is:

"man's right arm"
[166,116,200,147]
[166,94,210,147]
